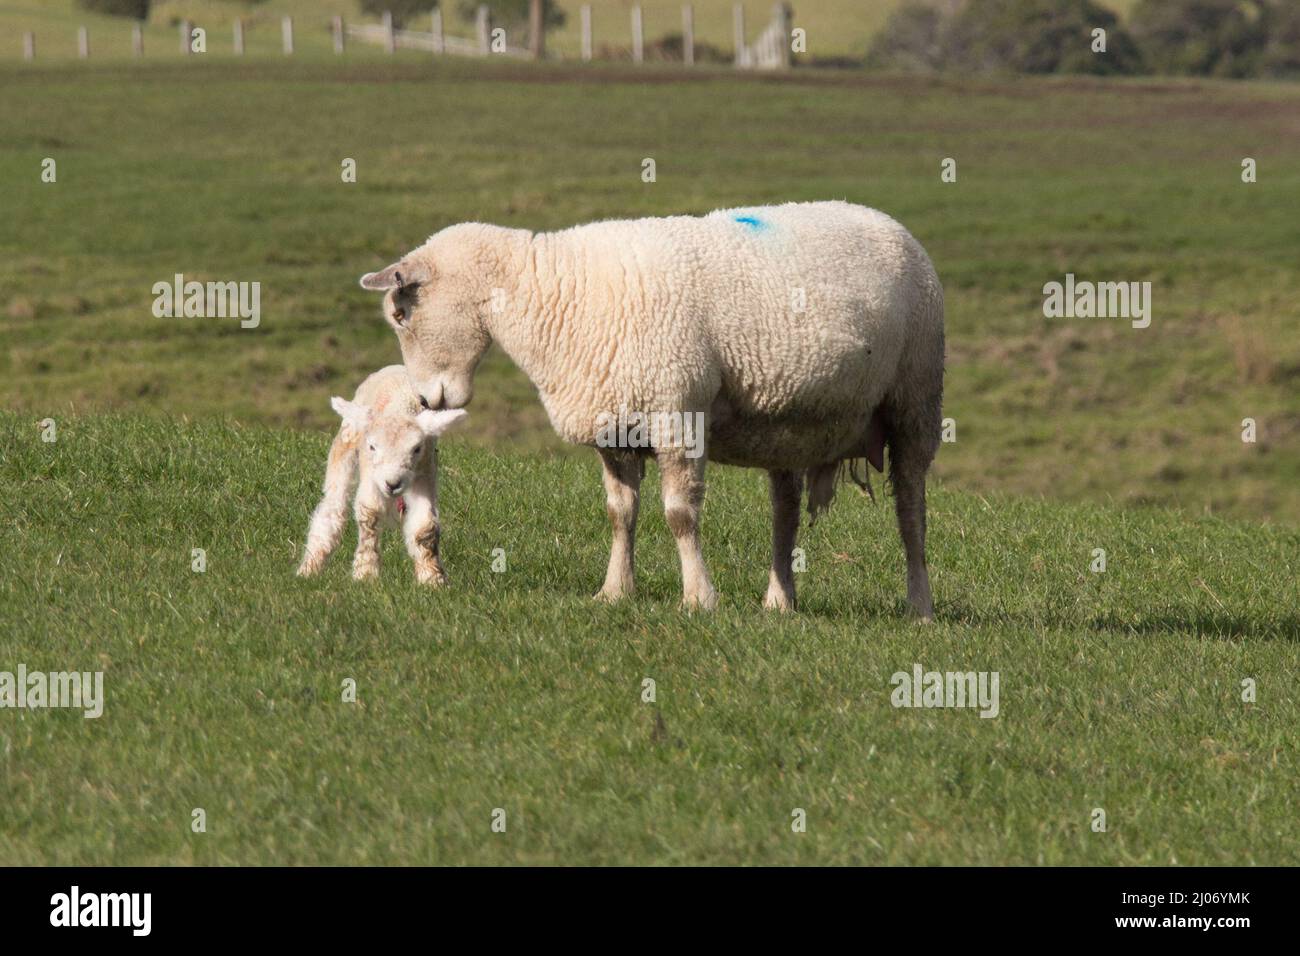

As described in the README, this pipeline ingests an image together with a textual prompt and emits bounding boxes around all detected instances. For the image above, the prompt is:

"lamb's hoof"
[352,567,379,582]
[296,564,317,578]
[417,570,449,588]
[594,584,633,603]
[908,605,935,624]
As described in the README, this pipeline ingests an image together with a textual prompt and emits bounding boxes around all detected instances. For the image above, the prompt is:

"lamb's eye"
[418,395,430,410]
[368,443,376,452]
[413,444,422,454]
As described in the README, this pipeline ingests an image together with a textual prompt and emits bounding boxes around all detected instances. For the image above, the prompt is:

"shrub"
[945,0,1142,75]
[1129,0,1269,77]
[869,0,1140,75]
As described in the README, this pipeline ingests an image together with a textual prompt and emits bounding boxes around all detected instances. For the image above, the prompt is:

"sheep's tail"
[297,427,360,576]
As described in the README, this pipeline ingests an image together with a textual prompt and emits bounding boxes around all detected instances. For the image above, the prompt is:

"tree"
[456,0,565,34]
[945,0,1142,75]
[1129,0,1269,77]
[77,0,149,19]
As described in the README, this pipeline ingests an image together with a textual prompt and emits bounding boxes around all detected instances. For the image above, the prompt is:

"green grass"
[0,411,1296,864]
[2,57,1298,522]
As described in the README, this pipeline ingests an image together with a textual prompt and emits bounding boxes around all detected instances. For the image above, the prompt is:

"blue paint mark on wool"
[734,215,767,231]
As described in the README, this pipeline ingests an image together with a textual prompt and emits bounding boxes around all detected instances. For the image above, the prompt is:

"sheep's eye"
[418,395,430,410]
[368,443,376,452]
[412,444,422,454]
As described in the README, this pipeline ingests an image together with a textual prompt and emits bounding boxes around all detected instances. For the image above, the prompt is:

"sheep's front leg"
[657,449,717,610]
[351,490,384,581]
[402,487,448,587]
[764,469,803,611]
[596,448,642,602]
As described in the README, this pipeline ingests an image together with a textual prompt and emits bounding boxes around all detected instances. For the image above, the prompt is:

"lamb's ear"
[415,408,468,438]
[359,258,430,292]
[331,396,371,433]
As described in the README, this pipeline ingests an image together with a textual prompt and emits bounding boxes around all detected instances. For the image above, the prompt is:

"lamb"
[357,201,944,617]
[296,365,467,585]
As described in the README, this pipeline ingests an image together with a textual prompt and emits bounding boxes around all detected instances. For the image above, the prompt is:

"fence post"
[432,9,445,54]
[132,21,143,56]
[282,16,294,55]
[233,18,245,55]
[382,11,395,53]
[580,5,592,61]
[476,6,490,55]
[78,25,89,58]
[529,0,544,59]
[23,32,35,60]
[733,3,745,67]
[631,5,643,64]
[332,16,345,54]
[775,3,791,68]
[682,5,694,66]
[180,20,191,55]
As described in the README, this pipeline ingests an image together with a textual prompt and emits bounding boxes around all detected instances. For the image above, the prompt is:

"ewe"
[358,201,944,617]
[297,365,467,585]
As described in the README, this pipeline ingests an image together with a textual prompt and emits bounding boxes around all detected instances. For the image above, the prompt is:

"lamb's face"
[359,228,501,411]
[331,398,468,499]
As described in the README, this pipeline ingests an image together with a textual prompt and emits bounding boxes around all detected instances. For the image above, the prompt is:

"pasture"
[1,411,1297,864]
[0,35,1298,865]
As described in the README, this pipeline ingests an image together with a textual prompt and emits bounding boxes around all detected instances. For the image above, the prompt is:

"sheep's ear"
[415,408,468,438]
[331,396,371,433]
[359,258,429,292]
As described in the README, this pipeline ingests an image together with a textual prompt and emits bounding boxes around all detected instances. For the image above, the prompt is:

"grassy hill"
[3,0,1138,61]
[2,57,1297,523]
[0,411,1296,864]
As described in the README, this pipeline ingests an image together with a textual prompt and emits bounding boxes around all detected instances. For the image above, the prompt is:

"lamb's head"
[331,397,467,499]
[358,224,530,411]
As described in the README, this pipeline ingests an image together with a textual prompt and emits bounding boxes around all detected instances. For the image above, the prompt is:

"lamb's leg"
[657,449,717,610]
[351,489,384,581]
[596,448,642,602]
[401,487,447,587]
[297,430,358,576]
[764,469,803,611]
[888,429,935,621]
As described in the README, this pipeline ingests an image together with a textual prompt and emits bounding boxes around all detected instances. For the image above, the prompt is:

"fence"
[17,3,796,71]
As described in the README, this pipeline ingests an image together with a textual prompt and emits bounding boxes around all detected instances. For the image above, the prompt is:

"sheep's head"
[331,397,467,499]
[359,224,528,411]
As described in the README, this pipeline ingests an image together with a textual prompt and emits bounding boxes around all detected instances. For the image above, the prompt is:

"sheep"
[357,201,944,617]
[296,365,467,585]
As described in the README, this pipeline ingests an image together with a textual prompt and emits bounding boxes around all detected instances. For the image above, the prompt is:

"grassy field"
[0,410,1296,865]
[2,57,1297,522]
[0,27,1297,866]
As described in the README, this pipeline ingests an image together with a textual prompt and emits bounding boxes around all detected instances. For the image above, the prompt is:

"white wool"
[297,365,466,586]
[362,201,944,615]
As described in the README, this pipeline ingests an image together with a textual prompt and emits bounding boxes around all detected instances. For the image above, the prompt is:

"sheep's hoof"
[681,589,719,611]
[417,570,449,587]
[594,585,633,603]
[352,567,379,582]
[762,594,796,612]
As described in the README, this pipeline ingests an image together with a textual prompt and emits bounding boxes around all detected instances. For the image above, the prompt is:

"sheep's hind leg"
[402,489,447,586]
[657,449,717,610]
[887,427,935,622]
[596,449,643,602]
[764,469,803,611]
[351,493,384,581]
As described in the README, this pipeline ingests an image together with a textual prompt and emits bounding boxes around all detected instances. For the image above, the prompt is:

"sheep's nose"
[420,393,445,411]
[385,480,401,494]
